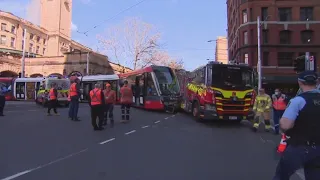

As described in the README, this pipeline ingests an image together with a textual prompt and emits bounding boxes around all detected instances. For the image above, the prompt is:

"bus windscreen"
[153,66,180,95]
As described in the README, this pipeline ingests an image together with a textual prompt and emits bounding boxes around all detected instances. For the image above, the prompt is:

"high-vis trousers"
[253,111,271,130]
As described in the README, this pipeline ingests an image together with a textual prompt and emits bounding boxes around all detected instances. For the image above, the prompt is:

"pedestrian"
[120,80,133,123]
[273,71,320,180]
[68,77,81,121]
[0,83,9,116]
[252,88,272,132]
[272,88,288,135]
[103,83,116,127]
[47,83,59,116]
[88,83,105,131]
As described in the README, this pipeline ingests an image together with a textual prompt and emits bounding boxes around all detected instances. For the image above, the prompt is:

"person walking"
[273,71,320,180]
[120,80,133,123]
[88,83,105,131]
[0,83,9,116]
[47,83,59,116]
[103,83,116,127]
[272,88,288,135]
[252,88,272,132]
[69,77,80,121]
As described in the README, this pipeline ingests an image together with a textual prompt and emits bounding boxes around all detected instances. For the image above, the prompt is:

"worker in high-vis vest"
[103,83,116,127]
[47,83,59,116]
[272,89,288,135]
[252,88,272,132]
[88,83,105,131]
[68,77,80,121]
[120,80,133,123]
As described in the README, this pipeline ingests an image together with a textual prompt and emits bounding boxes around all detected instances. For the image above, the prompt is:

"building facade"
[227,0,320,87]
[0,0,131,77]
[215,36,228,64]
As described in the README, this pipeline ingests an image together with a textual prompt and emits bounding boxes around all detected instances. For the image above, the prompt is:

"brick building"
[227,0,320,92]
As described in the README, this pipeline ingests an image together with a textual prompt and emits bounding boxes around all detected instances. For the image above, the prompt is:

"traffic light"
[293,56,305,73]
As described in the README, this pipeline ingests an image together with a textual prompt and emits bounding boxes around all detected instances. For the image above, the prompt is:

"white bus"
[13,77,45,101]
[79,74,119,102]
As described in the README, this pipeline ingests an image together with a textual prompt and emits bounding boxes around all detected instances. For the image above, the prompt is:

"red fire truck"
[178,61,256,122]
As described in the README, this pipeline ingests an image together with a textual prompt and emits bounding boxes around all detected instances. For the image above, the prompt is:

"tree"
[146,50,184,69]
[98,17,161,70]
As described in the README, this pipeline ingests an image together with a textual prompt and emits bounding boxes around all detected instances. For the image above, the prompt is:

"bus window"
[145,72,156,96]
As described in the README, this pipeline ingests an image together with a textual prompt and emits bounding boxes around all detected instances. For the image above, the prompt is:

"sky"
[0,0,227,70]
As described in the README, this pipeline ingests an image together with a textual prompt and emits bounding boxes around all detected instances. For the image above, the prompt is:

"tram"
[118,65,181,111]
[13,77,44,101]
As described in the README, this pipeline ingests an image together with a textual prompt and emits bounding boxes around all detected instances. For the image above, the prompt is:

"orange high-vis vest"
[90,88,102,106]
[277,133,287,153]
[69,83,77,97]
[49,88,57,100]
[272,95,287,110]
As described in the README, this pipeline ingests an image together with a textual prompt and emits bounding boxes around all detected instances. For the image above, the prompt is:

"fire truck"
[178,61,256,122]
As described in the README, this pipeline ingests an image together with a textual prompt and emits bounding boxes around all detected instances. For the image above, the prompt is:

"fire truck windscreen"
[153,66,180,95]
[211,65,254,90]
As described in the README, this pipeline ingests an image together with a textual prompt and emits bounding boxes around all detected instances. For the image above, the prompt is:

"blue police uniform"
[273,71,320,180]
[0,85,9,116]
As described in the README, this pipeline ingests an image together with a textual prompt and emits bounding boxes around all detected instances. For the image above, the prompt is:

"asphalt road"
[0,101,304,180]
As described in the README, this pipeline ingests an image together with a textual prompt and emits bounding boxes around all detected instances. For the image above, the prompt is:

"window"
[11,25,15,34]
[10,37,15,47]
[36,46,39,54]
[301,30,313,44]
[244,53,249,64]
[22,40,24,50]
[278,8,292,21]
[43,48,46,55]
[36,36,40,43]
[1,23,6,31]
[279,30,291,44]
[263,52,269,66]
[250,8,253,21]
[242,9,248,23]
[262,30,268,44]
[30,33,34,40]
[277,52,294,66]
[22,30,25,37]
[43,39,46,45]
[261,7,268,21]
[29,43,33,52]
[250,29,254,44]
[0,35,6,45]
[300,7,313,21]
[244,31,248,45]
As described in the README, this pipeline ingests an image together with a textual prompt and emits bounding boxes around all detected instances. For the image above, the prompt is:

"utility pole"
[86,52,89,75]
[257,16,262,90]
[21,28,27,78]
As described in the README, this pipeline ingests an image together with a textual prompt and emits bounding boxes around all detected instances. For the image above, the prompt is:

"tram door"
[15,82,26,100]
[134,75,145,107]
[81,82,93,101]
[26,82,36,100]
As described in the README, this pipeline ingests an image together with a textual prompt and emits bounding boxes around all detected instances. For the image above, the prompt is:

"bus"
[36,77,71,107]
[0,77,14,100]
[179,61,256,122]
[118,65,181,111]
[79,74,119,102]
[13,78,44,101]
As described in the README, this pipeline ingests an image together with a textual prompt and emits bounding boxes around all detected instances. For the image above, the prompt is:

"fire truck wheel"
[192,101,201,121]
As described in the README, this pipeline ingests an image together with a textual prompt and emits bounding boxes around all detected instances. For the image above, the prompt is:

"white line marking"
[99,138,115,145]
[1,148,88,180]
[164,117,169,119]
[171,115,175,117]
[154,120,160,124]
[141,125,149,128]
[259,136,266,143]
[296,171,305,180]
[125,130,136,135]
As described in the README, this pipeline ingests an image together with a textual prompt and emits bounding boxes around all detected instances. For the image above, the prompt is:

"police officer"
[69,77,81,121]
[103,83,116,127]
[273,71,320,180]
[272,89,288,135]
[47,83,59,116]
[0,83,9,116]
[120,80,133,123]
[88,83,105,131]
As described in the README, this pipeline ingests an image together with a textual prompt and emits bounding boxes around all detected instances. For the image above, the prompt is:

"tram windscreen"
[153,66,180,95]
[46,79,70,90]
[211,65,254,90]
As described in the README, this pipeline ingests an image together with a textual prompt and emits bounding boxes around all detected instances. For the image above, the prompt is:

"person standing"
[272,88,288,135]
[120,80,133,123]
[252,88,272,132]
[88,84,105,131]
[273,71,320,179]
[47,83,59,116]
[0,84,9,116]
[69,77,81,121]
[103,83,116,127]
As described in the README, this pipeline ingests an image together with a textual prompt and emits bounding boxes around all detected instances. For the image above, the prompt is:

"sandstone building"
[215,36,228,64]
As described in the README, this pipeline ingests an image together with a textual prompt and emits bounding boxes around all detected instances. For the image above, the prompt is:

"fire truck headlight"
[205,104,216,111]
[246,92,253,96]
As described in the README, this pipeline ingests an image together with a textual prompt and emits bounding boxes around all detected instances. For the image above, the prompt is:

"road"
[0,101,304,180]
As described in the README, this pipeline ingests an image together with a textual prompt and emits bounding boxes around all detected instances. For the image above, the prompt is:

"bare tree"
[147,50,184,69]
[98,17,161,69]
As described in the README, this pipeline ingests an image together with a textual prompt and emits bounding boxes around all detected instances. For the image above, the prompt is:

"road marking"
[259,136,266,143]
[141,125,149,128]
[99,138,115,145]
[154,120,160,124]
[296,171,305,180]
[164,117,169,119]
[171,115,175,117]
[1,148,88,180]
[125,130,136,135]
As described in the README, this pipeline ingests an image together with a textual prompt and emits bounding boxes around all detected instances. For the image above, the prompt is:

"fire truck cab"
[179,61,256,122]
